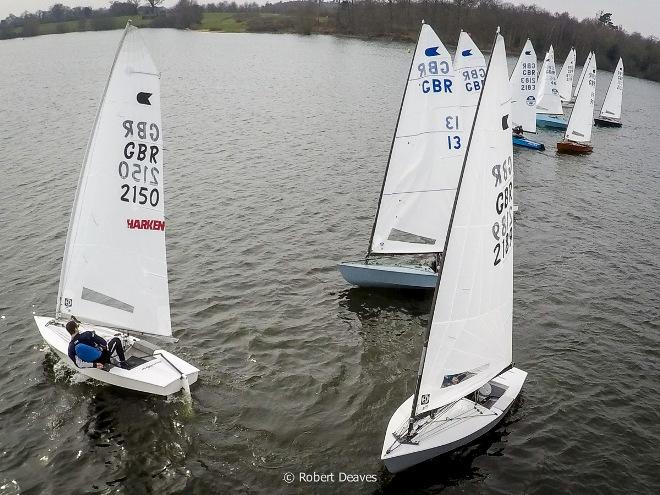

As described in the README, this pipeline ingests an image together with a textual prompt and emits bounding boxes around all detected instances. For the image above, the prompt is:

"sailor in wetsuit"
[66,319,128,370]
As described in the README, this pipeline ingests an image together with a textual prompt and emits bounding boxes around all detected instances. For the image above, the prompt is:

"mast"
[407,29,501,435]
[56,23,133,319]
[366,22,424,258]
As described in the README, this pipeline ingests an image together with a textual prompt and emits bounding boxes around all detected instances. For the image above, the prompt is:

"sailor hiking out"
[66,319,128,370]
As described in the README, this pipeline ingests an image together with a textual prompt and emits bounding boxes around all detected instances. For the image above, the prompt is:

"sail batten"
[411,32,514,418]
[370,24,463,255]
[57,24,171,337]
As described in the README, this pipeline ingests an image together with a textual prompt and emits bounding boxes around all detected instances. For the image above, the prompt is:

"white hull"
[338,262,437,289]
[381,367,527,473]
[35,316,199,396]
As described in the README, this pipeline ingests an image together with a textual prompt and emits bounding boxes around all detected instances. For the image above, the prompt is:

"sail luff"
[366,23,424,257]
[56,23,133,319]
[408,30,502,426]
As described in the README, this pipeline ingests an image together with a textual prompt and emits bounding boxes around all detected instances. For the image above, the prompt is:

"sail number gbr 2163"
[492,156,513,266]
[119,120,161,207]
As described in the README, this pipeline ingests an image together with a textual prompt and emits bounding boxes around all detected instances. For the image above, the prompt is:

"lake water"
[0,29,658,494]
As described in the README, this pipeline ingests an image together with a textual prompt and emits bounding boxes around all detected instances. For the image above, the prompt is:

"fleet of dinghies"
[30,16,629,476]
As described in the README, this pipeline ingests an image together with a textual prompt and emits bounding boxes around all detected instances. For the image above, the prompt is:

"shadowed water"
[0,29,658,494]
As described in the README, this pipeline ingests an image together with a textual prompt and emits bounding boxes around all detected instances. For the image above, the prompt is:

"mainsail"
[454,31,487,129]
[565,53,597,143]
[557,48,576,101]
[412,32,514,417]
[574,52,593,99]
[369,24,462,255]
[57,24,171,337]
[599,58,624,120]
[510,39,537,132]
[536,47,563,115]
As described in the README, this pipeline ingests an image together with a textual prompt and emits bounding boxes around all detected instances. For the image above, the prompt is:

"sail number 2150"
[120,184,160,207]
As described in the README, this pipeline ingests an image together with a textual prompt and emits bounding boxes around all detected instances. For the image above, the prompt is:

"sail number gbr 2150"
[119,119,161,207]
[492,156,513,266]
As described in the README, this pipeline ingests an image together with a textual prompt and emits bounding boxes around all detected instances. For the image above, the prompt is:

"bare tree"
[147,0,165,14]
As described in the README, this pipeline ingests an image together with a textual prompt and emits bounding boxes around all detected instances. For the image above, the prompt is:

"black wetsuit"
[68,331,126,368]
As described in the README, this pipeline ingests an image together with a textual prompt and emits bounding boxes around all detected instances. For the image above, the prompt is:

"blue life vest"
[75,343,102,362]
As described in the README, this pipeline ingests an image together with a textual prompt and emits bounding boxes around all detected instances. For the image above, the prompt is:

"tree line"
[2,1,659,82]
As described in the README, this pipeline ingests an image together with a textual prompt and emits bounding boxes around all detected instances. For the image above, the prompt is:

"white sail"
[370,24,462,255]
[510,39,537,132]
[536,47,563,115]
[57,24,171,337]
[454,31,487,128]
[557,48,576,101]
[600,58,624,120]
[565,53,597,143]
[574,52,592,98]
[414,33,513,415]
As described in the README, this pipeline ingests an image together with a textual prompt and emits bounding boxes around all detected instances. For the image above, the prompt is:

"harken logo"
[526,95,536,106]
[127,219,165,231]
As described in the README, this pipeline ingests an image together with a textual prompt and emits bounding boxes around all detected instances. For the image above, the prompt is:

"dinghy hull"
[536,114,568,129]
[338,262,437,289]
[594,117,622,128]
[512,135,545,150]
[381,367,527,473]
[35,316,199,396]
[557,140,593,154]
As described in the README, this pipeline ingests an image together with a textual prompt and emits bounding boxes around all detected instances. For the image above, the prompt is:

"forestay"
[536,47,563,115]
[414,33,514,416]
[370,24,462,255]
[565,53,597,143]
[557,48,576,101]
[600,58,624,120]
[454,31,487,129]
[510,39,537,132]
[57,24,171,337]
[574,52,593,99]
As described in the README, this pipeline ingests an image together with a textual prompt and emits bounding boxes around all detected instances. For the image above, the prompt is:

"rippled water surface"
[1,29,659,494]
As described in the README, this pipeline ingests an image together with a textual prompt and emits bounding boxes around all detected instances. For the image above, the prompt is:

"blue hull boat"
[512,135,545,150]
[338,262,437,289]
[536,114,568,129]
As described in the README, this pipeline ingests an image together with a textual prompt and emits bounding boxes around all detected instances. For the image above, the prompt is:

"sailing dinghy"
[557,48,576,105]
[381,31,526,473]
[595,58,623,127]
[339,23,465,289]
[34,23,199,396]
[510,39,544,150]
[557,52,597,154]
[535,46,568,129]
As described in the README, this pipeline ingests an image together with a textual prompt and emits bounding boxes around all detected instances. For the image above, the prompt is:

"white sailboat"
[558,52,597,154]
[338,23,464,289]
[381,31,526,473]
[595,58,624,127]
[510,39,544,150]
[557,47,576,103]
[34,23,199,396]
[535,46,567,129]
